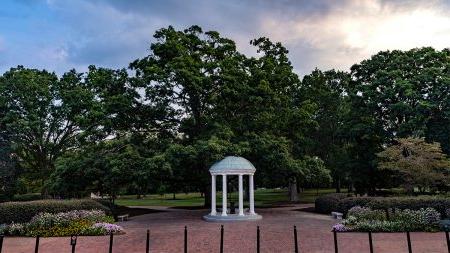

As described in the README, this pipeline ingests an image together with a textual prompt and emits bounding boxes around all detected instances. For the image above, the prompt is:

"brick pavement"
[2,205,449,253]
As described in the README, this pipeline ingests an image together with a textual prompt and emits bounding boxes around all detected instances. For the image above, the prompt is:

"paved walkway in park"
[2,205,449,253]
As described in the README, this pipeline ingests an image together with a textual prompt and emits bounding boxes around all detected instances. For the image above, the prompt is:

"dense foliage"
[315,193,351,214]
[337,196,450,218]
[0,199,108,224]
[334,206,442,232]
[0,25,449,204]
[377,138,450,193]
[0,210,121,237]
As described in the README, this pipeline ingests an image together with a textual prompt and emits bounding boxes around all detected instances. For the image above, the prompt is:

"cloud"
[1,0,450,76]
[259,0,450,74]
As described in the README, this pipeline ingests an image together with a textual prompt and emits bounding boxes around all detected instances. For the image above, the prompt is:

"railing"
[332,229,450,253]
[0,227,449,253]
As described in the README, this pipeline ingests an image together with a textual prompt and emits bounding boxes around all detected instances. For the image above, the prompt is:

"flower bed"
[0,210,123,237]
[0,199,109,224]
[333,206,442,232]
[336,196,450,218]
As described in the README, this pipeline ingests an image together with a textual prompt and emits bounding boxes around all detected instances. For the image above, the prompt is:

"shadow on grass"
[168,201,299,210]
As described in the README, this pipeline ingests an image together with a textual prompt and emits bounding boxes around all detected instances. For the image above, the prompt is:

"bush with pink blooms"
[333,206,442,232]
[0,210,123,237]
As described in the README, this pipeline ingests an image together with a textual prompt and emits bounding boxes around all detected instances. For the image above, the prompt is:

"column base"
[203,213,262,222]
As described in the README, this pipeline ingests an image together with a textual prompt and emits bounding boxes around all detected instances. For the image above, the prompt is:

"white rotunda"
[203,156,262,222]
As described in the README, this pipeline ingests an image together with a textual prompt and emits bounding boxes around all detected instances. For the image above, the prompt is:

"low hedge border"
[0,199,109,224]
[315,193,450,219]
[315,193,352,214]
[337,196,450,218]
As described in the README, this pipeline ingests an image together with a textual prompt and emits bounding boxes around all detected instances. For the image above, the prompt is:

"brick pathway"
[2,205,449,253]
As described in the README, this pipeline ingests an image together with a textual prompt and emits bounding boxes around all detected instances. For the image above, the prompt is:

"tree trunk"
[288,177,299,202]
[172,192,176,200]
[335,176,341,193]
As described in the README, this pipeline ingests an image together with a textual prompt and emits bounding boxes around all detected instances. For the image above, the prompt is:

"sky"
[1,0,450,77]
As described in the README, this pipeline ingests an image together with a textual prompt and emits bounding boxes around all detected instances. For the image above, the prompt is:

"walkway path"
[2,205,449,252]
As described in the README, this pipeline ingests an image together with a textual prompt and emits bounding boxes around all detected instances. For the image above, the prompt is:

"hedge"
[0,199,109,224]
[12,193,43,202]
[337,196,450,218]
[315,193,351,214]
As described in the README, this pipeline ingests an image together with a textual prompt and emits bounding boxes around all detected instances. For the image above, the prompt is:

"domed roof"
[209,156,256,175]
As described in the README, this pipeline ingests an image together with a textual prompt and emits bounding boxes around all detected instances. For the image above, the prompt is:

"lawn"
[115,188,340,207]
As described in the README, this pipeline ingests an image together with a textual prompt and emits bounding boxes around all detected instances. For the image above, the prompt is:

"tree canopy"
[377,138,450,193]
[1,25,449,202]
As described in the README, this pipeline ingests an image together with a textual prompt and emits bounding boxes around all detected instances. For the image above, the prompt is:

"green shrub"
[337,207,441,232]
[315,193,351,214]
[336,197,372,216]
[337,196,450,218]
[12,193,42,202]
[347,206,386,221]
[1,210,120,237]
[0,224,6,234]
[0,199,109,224]
[24,210,116,237]
[27,219,99,237]
[7,223,25,236]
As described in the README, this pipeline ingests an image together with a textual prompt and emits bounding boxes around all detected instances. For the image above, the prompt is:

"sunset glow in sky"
[1,0,450,76]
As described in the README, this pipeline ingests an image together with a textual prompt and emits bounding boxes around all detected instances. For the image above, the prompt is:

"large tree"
[346,47,450,194]
[299,69,351,192]
[377,138,450,193]
[130,26,316,204]
[0,66,139,192]
[0,100,20,200]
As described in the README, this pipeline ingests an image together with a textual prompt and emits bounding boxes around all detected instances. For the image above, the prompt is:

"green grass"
[115,188,340,207]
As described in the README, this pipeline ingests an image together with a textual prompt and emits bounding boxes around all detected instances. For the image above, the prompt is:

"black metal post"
[256,226,260,253]
[0,234,4,253]
[34,235,40,253]
[445,231,449,253]
[109,233,114,253]
[406,232,412,253]
[70,235,77,253]
[368,232,373,253]
[294,226,299,253]
[146,229,150,253]
[220,225,224,253]
[333,229,338,253]
[184,226,187,253]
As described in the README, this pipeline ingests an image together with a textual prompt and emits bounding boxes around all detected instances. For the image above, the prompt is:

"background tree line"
[1,25,449,204]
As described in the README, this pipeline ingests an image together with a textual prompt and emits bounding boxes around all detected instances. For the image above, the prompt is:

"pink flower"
[92,223,123,234]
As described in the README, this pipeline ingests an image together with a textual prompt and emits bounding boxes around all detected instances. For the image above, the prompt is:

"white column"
[238,174,244,216]
[222,174,227,216]
[211,175,217,215]
[249,174,255,215]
